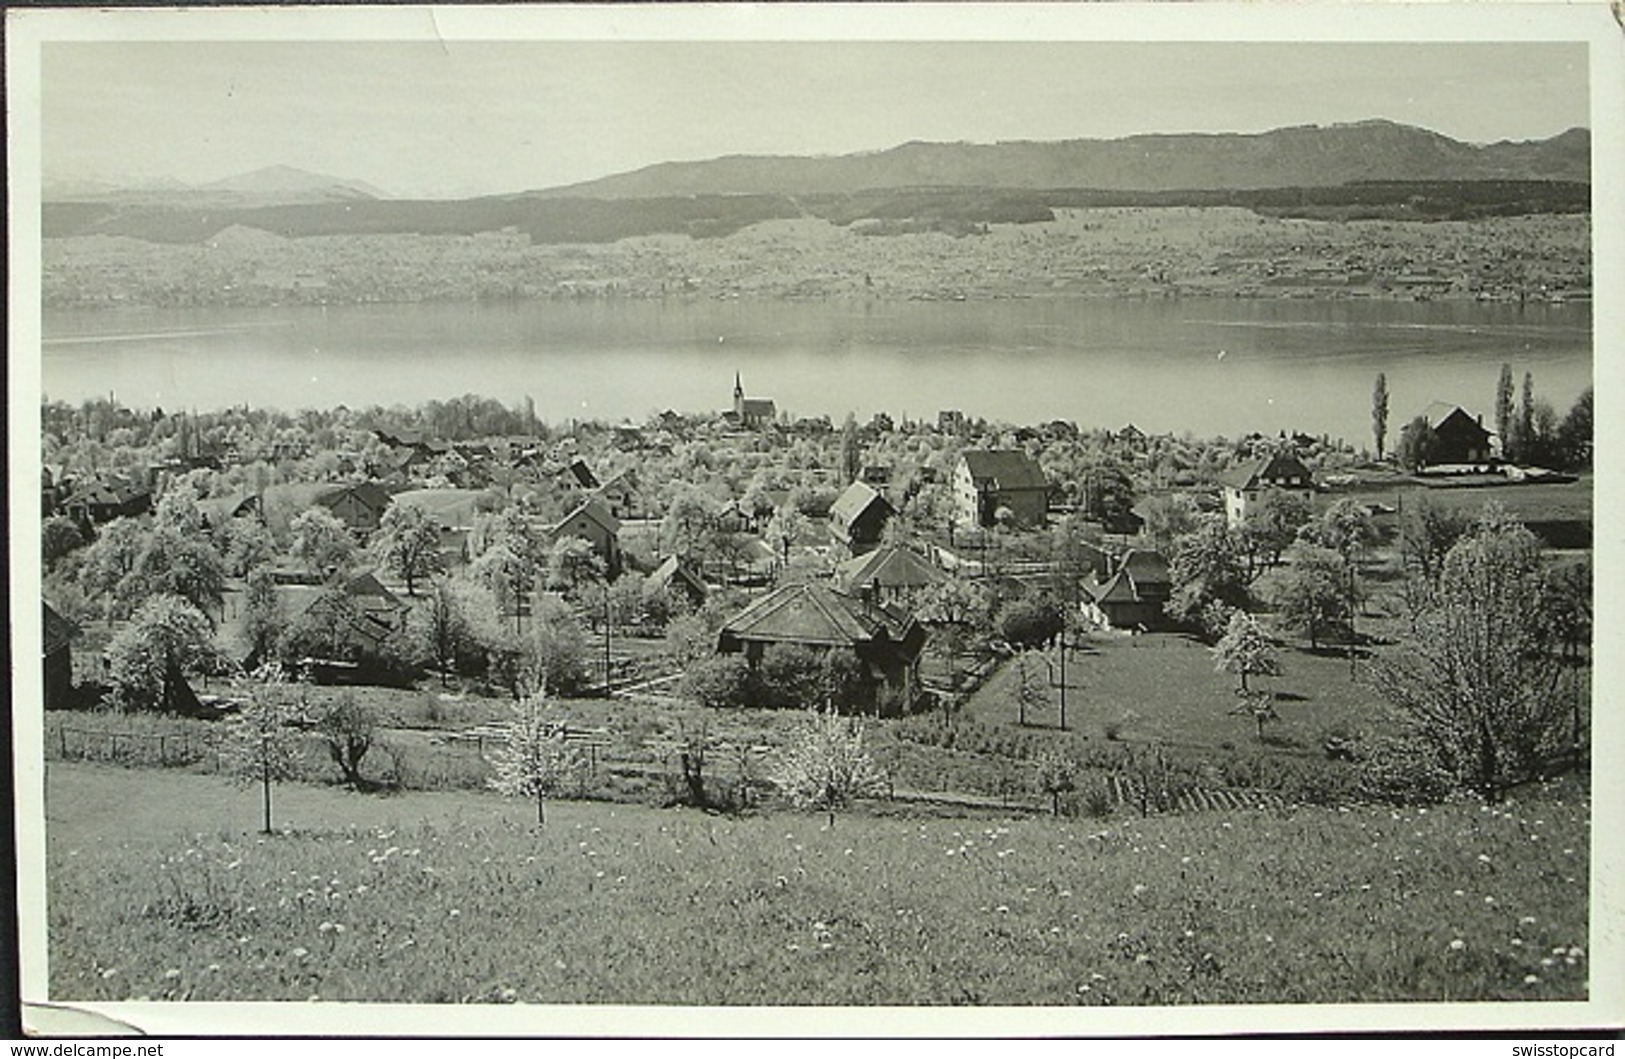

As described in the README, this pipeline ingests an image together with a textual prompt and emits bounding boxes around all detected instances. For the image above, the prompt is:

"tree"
[1139,493,1202,555]
[545,535,605,599]
[1396,415,1437,473]
[996,595,1065,650]
[417,574,504,683]
[374,504,445,596]
[1540,556,1592,664]
[488,688,583,826]
[219,663,305,833]
[660,486,718,563]
[289,507,355,578]
[1211,610,1279,694]
[1240,489,1313,573]
[222,517,278,578]
[524,596,590,696]
[1230,689,1280,743]
[315,691,378,787]
[772,707,889,827]
[242,565,283,667]
[1032,747,1078,816]
[1272,545,1350,651]
[840,412,861,485]
[683,654,755,709]
[1556,386,1593,470]
[128,526,227,619]
[1079,464,1136,529]
[42,516,86,569]
[1495,362,1515,460]
[664,613,714,667]
[1517,371,1536,465]
[1164,519,1248,630]
[77,517,148,615]
[105,595,231,712]
[1372,510,1571,800]
[759,643,828,708]
[763,506,809,569]
[470,541,533,635]
[1372,372,1389,460]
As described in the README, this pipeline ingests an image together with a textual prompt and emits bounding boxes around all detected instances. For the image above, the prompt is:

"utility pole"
[1058,633,1067,731]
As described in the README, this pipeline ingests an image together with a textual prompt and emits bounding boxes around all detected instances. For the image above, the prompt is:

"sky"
[42,39,1590,199]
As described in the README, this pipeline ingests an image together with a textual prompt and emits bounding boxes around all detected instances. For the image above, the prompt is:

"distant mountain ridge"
[45,165,387,206]
[536,121,1591,198]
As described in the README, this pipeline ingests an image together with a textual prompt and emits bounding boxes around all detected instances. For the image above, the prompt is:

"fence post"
[159,735,168,766]
[109,733,119,759]
[59,726,67,758]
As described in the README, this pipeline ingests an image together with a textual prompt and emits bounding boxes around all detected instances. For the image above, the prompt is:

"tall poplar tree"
[1372,372,1389,460]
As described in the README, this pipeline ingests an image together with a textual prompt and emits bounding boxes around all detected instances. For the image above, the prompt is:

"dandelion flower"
[1449,939,1465,951]
[1524,975,1540,985]
[292,947,309,959]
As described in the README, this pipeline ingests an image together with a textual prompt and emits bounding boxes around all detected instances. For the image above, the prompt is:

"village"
[40,361,1592,801]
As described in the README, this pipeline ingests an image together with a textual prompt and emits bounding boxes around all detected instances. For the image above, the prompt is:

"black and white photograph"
[8,2,1622,1038]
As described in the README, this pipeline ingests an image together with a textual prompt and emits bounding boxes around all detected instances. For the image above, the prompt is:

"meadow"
[46,762,1589,1006]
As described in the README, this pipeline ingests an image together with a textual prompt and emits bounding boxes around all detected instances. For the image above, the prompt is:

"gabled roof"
[1120,549,1171,587]
[1423,402,1491,434]
[550,495,621,537]
[1084,569,1140,605]
[829,481,895,528]
[567,458,599,489]
[1221,451,1314,490]
[960,450,1047,490]
[837,545,944,593]
[339,570,406,611]
[721,582,916,648]
[651,554,706,593]
[740,398,777,418]
[198,491,260,527]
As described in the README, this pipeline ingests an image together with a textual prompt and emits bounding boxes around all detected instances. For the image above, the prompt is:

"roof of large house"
[1084,569,1141,605]
[1423,401,1490,434]
[721,582,916,648]
[1221,451,1314,490]
[392,488,484,529]
[739,398,777,418]
[197,491,260,527]
[1119,549,1171,587]
[549,495,621,537]
[960,450,1048,490]
[65,477,149,507]
[837,545,944,593]
[829,481,894,528]
[650,555,706,595]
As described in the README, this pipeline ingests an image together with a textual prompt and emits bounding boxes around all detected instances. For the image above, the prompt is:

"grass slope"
[46,763,1588,1006]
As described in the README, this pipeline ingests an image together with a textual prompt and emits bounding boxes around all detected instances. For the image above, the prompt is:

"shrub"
[996,596,1065,650]
[1355,734,1455,807]
[682,655,755,709]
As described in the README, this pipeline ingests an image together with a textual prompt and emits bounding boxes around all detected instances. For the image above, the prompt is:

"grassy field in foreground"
[46,762,1589,1006]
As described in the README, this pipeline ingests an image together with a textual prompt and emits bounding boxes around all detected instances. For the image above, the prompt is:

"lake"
[40,297,1592,444]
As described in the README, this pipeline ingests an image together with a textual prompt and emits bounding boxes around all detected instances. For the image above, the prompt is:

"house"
[61,476,151,530]
[1116,423,1148,446]
[828,481,896,555]
[954,450,1049,529]
[43,601,79,708]
[279,570,412,673]
[648,555,707,610]
[716,582,927,714]
[1420,402,1495,466]
[198,491,263,531]
[1221,451,1315,528]
[730,373,777,429]
[835,545,944,606]
[262,481,394,536]
[546,495,623,579]
[565,457,600,490]
[1082,549,1172,630]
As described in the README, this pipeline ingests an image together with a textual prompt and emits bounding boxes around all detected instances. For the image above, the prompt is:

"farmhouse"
[648,555,707,610]
[828,481,896,556]
[1221,451,1315,528]
[278,570,411,667]
[716,582,927,714]
[546,495,623,579]
[61,476,152,530]
[1082,549,1173,631]
[198,491,263,531]
[954,450,1049,529]
[43,601,79,708]
[261,481,394,536]
[729,373,777,430]
[835,544,944,606]
[1420,402,1495,466]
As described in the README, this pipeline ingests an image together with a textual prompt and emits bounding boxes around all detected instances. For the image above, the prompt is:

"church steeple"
[733,372,745,417]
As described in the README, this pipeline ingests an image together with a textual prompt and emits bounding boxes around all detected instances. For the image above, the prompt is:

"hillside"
[44,165,386,209]
[540,121,1591,198]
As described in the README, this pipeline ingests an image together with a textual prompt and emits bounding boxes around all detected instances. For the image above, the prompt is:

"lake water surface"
[41,297,1592,444]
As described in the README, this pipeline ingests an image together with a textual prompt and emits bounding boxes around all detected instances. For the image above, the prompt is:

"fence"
[49,723,217,770]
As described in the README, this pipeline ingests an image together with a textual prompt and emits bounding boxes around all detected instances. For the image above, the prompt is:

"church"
[730,373,777,429]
